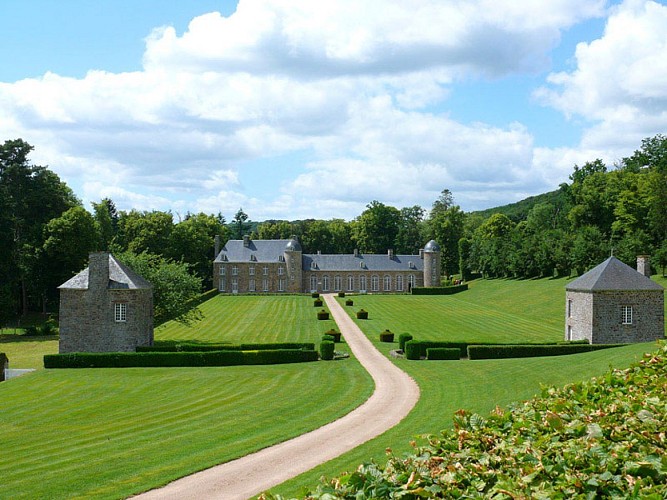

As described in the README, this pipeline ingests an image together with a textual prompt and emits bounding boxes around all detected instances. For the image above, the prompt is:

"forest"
[1,134,666,321]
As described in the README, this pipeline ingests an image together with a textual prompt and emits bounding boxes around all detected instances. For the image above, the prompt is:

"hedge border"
[137,342,315,352]
[411,283,468,295]
[426,348,460,360]
[467,343,625,360]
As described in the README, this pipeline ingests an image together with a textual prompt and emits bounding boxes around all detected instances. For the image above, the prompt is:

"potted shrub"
[325,328,341,342]
[345,299,354,306]
[356,309,368,319]
[314,298,323,307]
[338,291,345,297]
[311,292,320,298]
[317,309,330,320]
[379,329,394,342]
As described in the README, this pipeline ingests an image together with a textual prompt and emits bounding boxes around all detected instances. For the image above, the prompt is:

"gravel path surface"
[133,294,420,500]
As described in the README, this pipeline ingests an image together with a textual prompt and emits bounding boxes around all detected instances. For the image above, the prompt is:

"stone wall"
[59,288,153,353]
[565,291,594,342]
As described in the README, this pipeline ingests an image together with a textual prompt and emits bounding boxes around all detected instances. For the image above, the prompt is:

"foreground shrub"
[44,349,318,368]
[356,309,368,319]
[345,299,354,306]
[313,298,323,307]
[426,347,460,360]
[305,343,667,498]
[398,333,413,351]
[23,318,59,336]
[404,340,421,360]
[319,340,334,361]
[379,330,394,342]
[317,309,330,320]
[324,329,341,342]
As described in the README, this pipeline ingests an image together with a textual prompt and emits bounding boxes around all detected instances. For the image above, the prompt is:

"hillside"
[470,188,568,222]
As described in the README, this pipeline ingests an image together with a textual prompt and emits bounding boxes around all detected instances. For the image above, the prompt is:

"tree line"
[2,134,666,321]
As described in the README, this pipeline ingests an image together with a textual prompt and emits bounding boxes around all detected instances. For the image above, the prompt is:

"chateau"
[213,236,442,294]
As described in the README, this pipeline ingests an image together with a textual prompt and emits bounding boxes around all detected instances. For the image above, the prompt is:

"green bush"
[317,310,330,320]
[23,318,59,336]
[138,342,315,352]
[338,291,345,297]
[398,333,413,351]
[404,340,421,360]
[411,284,468,295]
[426,348,460,360]
[356,309,368,319]
[44,349,318,368]
[345,299,354,306]
[311,292,320,298]
[467,343,624,360]
[324,329,341,342]
[322,334,335,342]
[320,340,335,361]
[314,299,323,307]
[379,330,394,342]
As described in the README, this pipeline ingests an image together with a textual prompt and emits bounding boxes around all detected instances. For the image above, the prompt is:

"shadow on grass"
[152,339,233,347]
[0,334,59,344]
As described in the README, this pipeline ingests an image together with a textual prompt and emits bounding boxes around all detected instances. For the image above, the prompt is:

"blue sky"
[1,0,666,222]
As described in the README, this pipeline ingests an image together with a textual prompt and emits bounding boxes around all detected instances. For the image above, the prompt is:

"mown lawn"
[272,277,665,496]
[0,295,371,500]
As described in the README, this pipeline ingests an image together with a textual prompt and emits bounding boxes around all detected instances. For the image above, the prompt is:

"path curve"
[134,294,420,500]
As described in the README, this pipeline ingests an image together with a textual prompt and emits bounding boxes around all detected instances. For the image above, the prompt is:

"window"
[114,303,127,322]
[359,276,367,293]
[263,266,269,276]
[408,274,416,289]
[232,278,238,294]
[347,275,354,291]
[567,325,573,341]
[278,266,285,275]
[323,276,330,291]
[396,275,404,292]
[278,279,286,292]
[220,266,226,276]
[334,276,342,292]
[262,278,269,292]
[384,275,391,291]
[249,279,256,292]
[249,266,255,276]
[621,305,633,325]
[371,275,379,292]
[310,276,318,292]
[232,265,238,276]
[219,278,226,292]
[567,299,572,317]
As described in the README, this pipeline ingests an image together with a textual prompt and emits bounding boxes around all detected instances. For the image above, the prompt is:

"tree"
[116,210,174,255]
[232,208,250,239]
[430,189,454,218]
[92,198,118,250]
[430,205,464,277]
[622,134,667,173]
[352,201,400,253]
[395,206,426,255]
[116,251,203,325]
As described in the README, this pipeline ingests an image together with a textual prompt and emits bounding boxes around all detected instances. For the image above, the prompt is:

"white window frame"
[263,266,269,276]
[323,276,330,291]
[383,275,391,291]
[408,274,416,289]
[334,276,342,292]
[114,303,127,323]
[249,266,255,276]
[262,278,269,292]
[278,266,285,276]
[359,276,367,293]
[371,275,379,292]
[219,278,226,292]
[621,305,633,325]
[232,278,238,294]
[396,275,404,292]
[347,275,354,291]
[232,265,238,276]
[310,276,318,292]
[219,266,226,276]
[249,278,256,292]
[278,278,286,292]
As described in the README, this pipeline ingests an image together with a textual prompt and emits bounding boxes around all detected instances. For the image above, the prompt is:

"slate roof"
[566,256,664,292]
[59,254,152,290]
[215,239,425,272]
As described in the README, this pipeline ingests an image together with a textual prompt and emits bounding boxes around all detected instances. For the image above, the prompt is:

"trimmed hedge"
[317,310,330,320]
[324,329,341,342]
[314,299,323,307]
[404,340,421,360]
[137,342,315,352]
[311,292,320,298]
[467,343,625,360]
[322,334,335,342]
[379,330,395,342]
[338,291,345,297]
[356,309,368,319]
[411,283,468,295]
[44,349,319,368]
[320,340,335,361]
[398,333,413,351]
[426,348,460,360]
[402,340,599,359]
[345,299,354,306]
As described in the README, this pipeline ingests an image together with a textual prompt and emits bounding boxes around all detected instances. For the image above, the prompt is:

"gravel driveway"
[134,294,420,500]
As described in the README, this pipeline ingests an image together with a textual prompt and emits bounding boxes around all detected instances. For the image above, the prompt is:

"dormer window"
[278,255,285,262]
[311,261,318,270]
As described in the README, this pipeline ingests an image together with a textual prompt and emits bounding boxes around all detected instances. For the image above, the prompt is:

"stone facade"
[565,256,664,344]
[214,237,441,294]
[58,252,154,353]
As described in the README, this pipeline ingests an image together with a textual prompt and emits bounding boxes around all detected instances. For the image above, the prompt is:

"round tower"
[284,236,303,293]
[423,240,441,287]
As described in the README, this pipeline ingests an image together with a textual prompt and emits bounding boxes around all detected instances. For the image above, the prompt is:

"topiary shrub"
[311,292,320,298]
[398,333,413,351]
[404,340,421,360]
[324,329,341,342]
[322,334,335,342]
[426,347,460,360]
[379,330,394,342]
[317,309,330,320]
[314,298,323,307]
[338,291,345,297]
[345,299,354,306]
[356,309,368,319]
[320,340,335,360]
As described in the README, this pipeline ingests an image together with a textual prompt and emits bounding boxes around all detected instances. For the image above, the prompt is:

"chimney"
[419,249,424,259]
[354,248,359,257]
[637,255,651,278]
[388,249,394,259]
[214,235,221,258]
[88,252,110,292]
[243,235,250,247]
